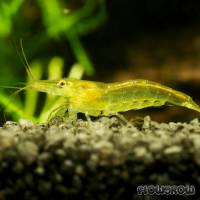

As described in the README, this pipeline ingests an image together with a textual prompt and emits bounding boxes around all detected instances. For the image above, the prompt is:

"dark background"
[1,0,200,123]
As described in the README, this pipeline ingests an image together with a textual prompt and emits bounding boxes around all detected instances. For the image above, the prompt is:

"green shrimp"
[6,39,200,121]
[28,78,200,119]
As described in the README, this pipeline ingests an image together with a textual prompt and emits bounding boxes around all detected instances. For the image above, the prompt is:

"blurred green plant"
[0,0,107,122]
[0,58,84,122]
[39,0,107,75]
[0,0,24,37]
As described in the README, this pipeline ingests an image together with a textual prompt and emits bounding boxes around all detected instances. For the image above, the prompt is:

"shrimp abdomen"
[102,80,200,115]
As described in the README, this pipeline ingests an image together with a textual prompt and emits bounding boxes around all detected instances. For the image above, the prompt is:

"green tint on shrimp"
[27,78,200,120]
[3,39,200,121]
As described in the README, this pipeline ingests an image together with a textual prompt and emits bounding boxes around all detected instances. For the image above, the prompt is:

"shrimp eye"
[57,80,66,87]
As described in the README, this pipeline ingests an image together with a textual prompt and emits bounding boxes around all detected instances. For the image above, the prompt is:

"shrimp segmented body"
[29,79,200,119]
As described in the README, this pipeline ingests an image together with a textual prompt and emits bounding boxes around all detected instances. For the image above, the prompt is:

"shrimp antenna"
[0,85,28,122]
[9,86,28,98]
[19,38,36,81]
[0,85,23,89]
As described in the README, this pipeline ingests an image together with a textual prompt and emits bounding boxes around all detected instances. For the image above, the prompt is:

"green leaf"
[0,0,24,36]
